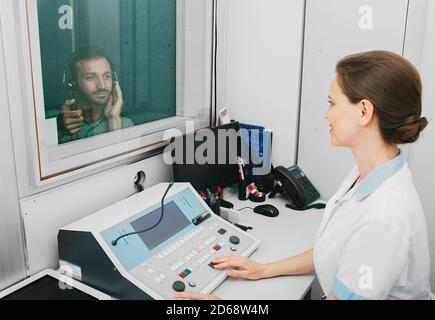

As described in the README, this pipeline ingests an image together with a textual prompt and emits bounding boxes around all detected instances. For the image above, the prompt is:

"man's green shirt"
[59,116,134,144]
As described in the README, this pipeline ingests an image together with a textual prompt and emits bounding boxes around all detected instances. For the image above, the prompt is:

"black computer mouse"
[253,204,279,217]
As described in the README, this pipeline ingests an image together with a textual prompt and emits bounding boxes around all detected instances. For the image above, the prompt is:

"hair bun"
[419,117,428,131]
[394,116,428,144]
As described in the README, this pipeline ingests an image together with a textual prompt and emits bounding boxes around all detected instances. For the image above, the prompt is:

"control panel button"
[172,281,186,292]
[189,282,197,288]
[229,236,240,245]
[218,228,227,235]
[230,247,238,252]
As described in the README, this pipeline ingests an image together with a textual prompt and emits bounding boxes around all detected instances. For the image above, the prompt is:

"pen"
[237,157,245,181]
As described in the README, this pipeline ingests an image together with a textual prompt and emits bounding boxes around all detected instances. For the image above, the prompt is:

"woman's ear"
[358,99,375,126]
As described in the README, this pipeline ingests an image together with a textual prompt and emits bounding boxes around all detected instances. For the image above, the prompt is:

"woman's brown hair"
[336,50,428,144]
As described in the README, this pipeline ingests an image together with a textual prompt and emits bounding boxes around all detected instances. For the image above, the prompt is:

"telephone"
[269,165,326,211]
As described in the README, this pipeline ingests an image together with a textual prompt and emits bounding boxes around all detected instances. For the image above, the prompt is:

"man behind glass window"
[58,46,133,144]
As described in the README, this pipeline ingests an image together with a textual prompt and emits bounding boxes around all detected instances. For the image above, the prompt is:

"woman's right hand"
[212,254,269,280]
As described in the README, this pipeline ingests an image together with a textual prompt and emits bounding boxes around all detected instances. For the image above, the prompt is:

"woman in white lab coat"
[175,50,432,300]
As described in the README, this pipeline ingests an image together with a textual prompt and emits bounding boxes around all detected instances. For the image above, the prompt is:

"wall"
[297,0,409,199]
[218,0,305,167]
[0,15,27,291]
[407,0,435,291]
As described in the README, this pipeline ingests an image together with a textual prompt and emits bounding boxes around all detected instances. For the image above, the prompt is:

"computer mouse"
[253,204,279,217]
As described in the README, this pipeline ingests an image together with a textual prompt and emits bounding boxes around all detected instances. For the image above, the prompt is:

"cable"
[237,206,255,212]
[111,182,174,246]
[285,202,326,211]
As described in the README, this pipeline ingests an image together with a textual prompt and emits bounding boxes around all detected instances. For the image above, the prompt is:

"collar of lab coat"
[354,150,405,201]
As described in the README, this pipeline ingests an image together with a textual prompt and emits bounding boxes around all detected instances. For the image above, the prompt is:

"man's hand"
[59,99,83,135]
[104,81,124,131]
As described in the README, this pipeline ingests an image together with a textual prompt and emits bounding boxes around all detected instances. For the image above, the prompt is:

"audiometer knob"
[172,281,186,292]
[229,235,240,245]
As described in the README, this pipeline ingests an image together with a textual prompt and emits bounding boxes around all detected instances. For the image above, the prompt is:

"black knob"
[229,235,240,245]
[172,281,186,292]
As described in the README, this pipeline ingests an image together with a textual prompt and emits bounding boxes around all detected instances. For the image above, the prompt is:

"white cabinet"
[298,0,409,199]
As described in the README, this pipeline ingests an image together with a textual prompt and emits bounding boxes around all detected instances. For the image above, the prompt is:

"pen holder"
[209,195,221,216]
[238,180,247,201]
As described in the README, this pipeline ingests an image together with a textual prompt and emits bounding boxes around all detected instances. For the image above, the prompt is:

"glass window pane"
[28,0,212,180]
[38,0,177,144]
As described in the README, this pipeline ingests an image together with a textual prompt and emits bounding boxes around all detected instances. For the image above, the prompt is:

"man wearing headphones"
[58,46,133,144]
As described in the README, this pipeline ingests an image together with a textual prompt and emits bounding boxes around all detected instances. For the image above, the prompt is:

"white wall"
[298,0,409,199]
[0,15,26,290]
[407,0,435,291]
[218,0,305,167]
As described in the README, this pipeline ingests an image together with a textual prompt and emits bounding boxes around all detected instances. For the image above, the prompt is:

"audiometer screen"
[130,201,190,250]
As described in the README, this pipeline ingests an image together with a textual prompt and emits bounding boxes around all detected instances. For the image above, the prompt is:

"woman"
[175,50,432,300]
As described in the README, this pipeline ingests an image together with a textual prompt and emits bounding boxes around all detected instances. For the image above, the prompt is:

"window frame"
[4,0,215,185]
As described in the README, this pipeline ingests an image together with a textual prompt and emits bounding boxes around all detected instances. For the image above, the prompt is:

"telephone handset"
[269,165,326,211]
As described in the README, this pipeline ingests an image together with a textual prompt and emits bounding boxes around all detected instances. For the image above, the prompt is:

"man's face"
[75,57,113,107]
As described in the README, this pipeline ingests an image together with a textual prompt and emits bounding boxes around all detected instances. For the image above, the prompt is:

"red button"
[179,273,187,279]
[213,246,220,251]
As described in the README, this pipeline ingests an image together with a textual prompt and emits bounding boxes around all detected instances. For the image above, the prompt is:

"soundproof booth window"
[24,0,213,180]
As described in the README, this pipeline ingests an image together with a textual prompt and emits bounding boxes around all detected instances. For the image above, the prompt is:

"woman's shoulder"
[362,163,426,235]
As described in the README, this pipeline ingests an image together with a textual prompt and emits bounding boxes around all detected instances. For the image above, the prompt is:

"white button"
[171,245,177,251]
[205,237,216,245]
[147,268,154,274]
[155,277,162,283]
[160,274,166,280]
[158,254,164,259]
[198,258,205,264]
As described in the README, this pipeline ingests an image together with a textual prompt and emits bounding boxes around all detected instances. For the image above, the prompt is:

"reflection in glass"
[37,0,177,144]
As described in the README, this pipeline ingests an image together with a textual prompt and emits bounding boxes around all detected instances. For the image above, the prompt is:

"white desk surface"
[213,193,324,300]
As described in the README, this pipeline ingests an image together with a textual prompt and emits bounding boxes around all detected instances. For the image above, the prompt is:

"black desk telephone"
[269,165,326,211]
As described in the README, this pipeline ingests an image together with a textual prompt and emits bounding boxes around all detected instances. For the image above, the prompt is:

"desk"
[213,193,324,300]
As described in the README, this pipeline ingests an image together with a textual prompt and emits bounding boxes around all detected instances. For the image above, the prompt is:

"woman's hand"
[213,254,269,280]
[174,292,221,300]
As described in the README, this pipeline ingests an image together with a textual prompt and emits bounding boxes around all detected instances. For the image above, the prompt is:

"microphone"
[111,182,174,246]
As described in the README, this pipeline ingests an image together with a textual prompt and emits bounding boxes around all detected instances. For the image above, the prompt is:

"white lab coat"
[313,151,432,300]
